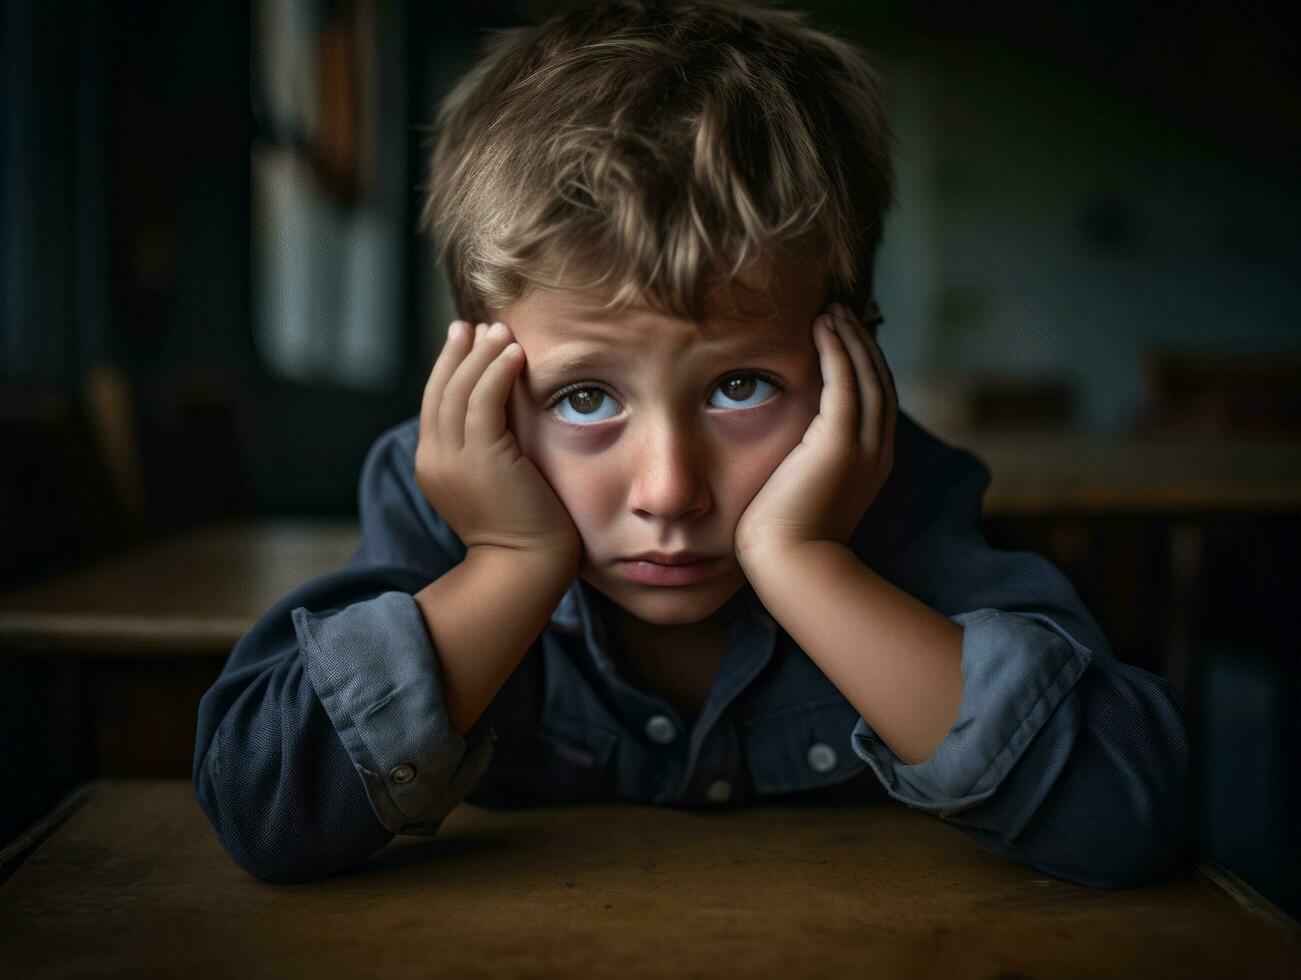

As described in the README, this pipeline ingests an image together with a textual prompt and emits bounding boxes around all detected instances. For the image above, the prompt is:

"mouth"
[615,556,724,586]
[621,550,717,565]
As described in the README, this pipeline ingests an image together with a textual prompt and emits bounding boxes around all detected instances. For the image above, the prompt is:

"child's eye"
[545,371,783,428]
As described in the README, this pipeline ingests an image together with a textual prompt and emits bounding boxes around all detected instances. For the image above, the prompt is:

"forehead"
[502,258,830,346]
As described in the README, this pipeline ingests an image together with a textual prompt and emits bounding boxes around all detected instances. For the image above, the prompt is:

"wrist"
[468,540,580,581]
[737,536,841,575]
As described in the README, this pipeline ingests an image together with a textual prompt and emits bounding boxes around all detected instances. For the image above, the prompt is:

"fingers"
[421,320,522,451]
[813,312,859,441]
[440,321,519,449]
[827,305,879,448]
[849,304,898,445]
[829,303,897,457]
[466,332,524,446]
[421,320,472,443]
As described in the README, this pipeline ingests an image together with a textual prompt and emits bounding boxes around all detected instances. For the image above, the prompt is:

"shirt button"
[389,763,417,784]
[644,714,677,744]
[806,743,837,773]
[705,778,733,803]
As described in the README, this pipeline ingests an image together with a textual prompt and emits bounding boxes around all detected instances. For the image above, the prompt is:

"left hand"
[734,300,898,563]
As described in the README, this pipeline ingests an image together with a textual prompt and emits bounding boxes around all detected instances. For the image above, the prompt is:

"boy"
[194,0,1192,886]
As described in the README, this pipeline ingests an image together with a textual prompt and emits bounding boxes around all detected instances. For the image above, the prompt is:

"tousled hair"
[419,0,896,327]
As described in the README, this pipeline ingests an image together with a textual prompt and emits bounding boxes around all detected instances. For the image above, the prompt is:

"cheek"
[723,397,818,503]
[508,404,618,526]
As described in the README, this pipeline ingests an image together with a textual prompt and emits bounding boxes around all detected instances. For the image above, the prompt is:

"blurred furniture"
[0,519,360,825]
[1138,350,1301,438]
[1,779,1297,975]
[84,364,253,538]
[0,518,360,657]
[0,383,140,595]
[959,428,1301,726]
[901,374,1077,437]
[81,365,148,528]
[969,431,1301,516]
[1,366,251,599]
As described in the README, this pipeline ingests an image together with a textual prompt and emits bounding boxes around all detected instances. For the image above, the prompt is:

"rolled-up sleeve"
[295,589,495,835]
[851,609,1093,818]
[849,427,1194,888]
[192,418,497,883]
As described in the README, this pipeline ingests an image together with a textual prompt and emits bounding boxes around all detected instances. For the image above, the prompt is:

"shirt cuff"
[294,590,496,834]
[850,608,1094,819]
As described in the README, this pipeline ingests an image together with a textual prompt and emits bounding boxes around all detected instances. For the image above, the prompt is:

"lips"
[616,555,723,586]
[622,551,716,565]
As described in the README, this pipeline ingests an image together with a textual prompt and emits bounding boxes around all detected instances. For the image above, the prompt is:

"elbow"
[196,778,389,885]
[230,847,356,886]
[193,735,393,886]
[965,799,1195,890]
[1061,812,1194,890]
[1038,656,1197,889]
[957,714,1196,889]
[1015,763,1196,890]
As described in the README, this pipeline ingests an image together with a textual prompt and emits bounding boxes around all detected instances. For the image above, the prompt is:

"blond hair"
[420,0,896,327]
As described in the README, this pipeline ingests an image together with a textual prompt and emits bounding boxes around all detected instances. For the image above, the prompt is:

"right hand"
[416,319,581,566]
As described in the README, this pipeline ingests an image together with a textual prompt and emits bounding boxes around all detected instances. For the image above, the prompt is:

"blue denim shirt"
[193,411,1194,887]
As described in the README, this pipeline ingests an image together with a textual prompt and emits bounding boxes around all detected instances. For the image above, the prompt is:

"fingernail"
[489,322,507,338]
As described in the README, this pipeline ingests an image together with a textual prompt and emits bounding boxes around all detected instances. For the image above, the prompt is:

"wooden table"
[0,780,1296,977]
[936,431,1301,517]
[0,519,361,799]
[0,518,362,656]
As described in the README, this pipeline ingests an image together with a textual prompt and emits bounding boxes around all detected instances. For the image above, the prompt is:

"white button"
[644,714,677,744]
[807,743,837,773]
[389,763,416,784]
[705,779,733,803]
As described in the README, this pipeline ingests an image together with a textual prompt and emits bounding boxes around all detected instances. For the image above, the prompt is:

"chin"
[582,566,746,626]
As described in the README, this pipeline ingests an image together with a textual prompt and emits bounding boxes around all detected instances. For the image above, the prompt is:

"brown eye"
[549,384,621,425]
[709,371,781,410]
[721,376,757,400]
[567,389,605,414]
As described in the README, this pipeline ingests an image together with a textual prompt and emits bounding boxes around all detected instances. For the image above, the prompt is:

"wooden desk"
[0,519,361,784]
[0,518,361,656]
[946,431,1301,518]
[1,780,1296,977]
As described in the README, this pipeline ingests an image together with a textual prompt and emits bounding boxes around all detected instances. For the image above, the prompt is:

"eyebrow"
[530,337,804,385]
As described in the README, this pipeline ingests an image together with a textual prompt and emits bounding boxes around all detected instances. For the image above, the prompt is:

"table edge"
[0,779,102,886]
[1196,858,1300,942]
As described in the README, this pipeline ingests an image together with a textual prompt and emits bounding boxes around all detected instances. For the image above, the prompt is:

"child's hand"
[416,320,582,565]
[734,301,897,562]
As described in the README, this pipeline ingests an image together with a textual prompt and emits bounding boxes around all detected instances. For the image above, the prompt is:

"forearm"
[740,540,964,765]
[415,545,577,737]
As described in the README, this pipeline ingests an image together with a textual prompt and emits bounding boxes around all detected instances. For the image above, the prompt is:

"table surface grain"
[0,780,1296,979]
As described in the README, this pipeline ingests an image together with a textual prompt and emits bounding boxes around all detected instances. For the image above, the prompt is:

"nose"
[626,416,711,526]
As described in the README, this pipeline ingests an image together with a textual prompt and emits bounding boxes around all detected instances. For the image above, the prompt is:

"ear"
[832,294,884,340]
[860,298,884,340]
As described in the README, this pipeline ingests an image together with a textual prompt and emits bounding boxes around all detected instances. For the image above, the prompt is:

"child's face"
[493,261,829,628]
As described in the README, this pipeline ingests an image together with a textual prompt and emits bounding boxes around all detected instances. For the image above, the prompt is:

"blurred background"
[1,0,1297,915]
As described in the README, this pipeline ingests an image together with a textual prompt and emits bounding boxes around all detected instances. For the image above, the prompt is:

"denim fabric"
[193,411,1194,887]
